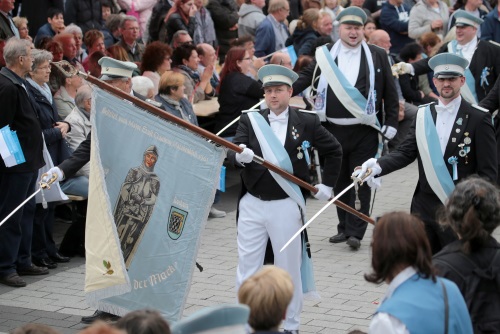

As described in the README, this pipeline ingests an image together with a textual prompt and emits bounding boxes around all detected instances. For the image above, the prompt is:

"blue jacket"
[377,274,473,334]
[380,2,414,54]
[481,6,500,43]
[34,23,56,48]
[254,16,288,57]
[155,95,199,126]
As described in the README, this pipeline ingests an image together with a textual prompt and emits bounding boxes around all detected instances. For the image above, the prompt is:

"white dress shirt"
[268,108,289,145]
[338,43,362,86]
[435,96,461,155]
[456,38,477,63]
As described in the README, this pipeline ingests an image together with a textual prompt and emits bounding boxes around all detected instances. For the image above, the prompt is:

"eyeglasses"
[37,65,51,71]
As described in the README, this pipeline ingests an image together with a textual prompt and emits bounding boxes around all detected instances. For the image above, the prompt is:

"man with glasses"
[116,15,145,62]
[357,53,497,254]
[230,65,342,333]
[254,0,290,57]
[0,38,47,288]
[171,30,193,49]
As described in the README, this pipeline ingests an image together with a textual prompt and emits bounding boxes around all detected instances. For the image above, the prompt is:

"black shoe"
[0,273,26,287]
[346,236,361,250]
[49,252,70,263]
[329,232,348,243]
[81,310,120,324]
[284,330,299,334]
[17,264,49,276]
[32,257,58,269]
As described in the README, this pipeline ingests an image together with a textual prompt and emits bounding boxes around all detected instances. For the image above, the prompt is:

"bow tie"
[268,113,288,124]
[435,104,455,114]
[342,47,361,56]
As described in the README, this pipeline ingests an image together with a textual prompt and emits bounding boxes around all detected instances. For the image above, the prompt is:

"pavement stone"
[0,160,498,334]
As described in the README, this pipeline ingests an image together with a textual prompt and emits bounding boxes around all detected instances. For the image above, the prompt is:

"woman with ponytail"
[285,8,321,56]
[434,176,500,333]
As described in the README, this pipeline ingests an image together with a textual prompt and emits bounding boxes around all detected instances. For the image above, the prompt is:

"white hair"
[63,23,83,36]
[132,76,155,97]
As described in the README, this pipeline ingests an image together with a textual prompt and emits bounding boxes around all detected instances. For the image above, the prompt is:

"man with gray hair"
[171,29,193,48]
[254,0,290,57]
[0,38,47,288]
[116,15,144,62]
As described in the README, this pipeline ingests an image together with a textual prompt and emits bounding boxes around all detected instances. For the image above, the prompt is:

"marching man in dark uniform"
[231,64,342,334]
[357,53,498,254]
[292,7,399,250]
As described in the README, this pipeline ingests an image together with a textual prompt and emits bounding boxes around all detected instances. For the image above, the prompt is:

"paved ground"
[0,161,496,333]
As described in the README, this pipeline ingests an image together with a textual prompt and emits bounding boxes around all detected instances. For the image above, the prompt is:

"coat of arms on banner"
[168,206,188,240]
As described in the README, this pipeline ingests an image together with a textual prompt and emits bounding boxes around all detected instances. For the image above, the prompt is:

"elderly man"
[254,0,290,57]
[171,29,193,48]
[197,43,219,91]
[293,7,399,250]
[269,51,293,69]
[231,64,342,333]
[238,0,266,37]
[359,53,497,254]
[45,57,138,323]
[0,0,19,40]
[0,38,47,288]
[115,15,144,62]
[396,10,500,106]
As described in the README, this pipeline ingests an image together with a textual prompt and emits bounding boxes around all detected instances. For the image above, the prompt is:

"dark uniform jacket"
[412,40,500,102]
[231,107,343,200]
[0,68,44,173]
[377,100,497,223]
[293,43,400,129]
[479,75,500,184]
[59,133,90,179]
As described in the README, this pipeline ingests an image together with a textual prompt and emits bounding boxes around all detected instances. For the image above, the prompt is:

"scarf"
[27,78,53,104]
[177,65,200,84]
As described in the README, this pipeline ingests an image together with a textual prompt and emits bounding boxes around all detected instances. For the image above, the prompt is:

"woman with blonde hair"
[12,17,32,42]
[285,8,321,56]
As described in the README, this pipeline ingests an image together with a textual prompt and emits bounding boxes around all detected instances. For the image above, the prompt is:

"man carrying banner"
[231,64,343,334]
[357,53,497,254]
[292,7,399,250]
[394,10,500,105]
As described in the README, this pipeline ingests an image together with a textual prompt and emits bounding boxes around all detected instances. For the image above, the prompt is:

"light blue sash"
[448,41,478,104]
[415,105,455,204]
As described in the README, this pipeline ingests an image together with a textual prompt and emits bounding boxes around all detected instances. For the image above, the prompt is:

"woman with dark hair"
[434,177,500,333]
[164,0,197,44]
[141,41,173,95]
[366,211,473,334]
[171,43,214,103]
[115,309,171,334]
[286,8,321,56]
[213,47,262,139]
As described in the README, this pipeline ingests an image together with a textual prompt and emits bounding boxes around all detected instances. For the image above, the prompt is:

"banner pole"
[79,71,374,226]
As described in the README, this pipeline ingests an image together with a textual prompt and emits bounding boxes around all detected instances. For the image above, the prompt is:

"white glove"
[391,62,413,78]
[41,167,65,183]
[381,125,397,140]
[352,158,382,181]
[313,184,332,201]
[235,144,254,164]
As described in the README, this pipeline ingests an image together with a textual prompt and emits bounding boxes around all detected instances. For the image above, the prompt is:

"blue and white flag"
[84,86,225,322]
[279,45,298,68]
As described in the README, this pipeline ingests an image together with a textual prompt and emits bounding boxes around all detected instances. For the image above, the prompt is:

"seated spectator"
[238,0,266,38]
[322,0,343,41]
[254,0,290,58]
[398,42,438,105]
[366,211,473,333]
[104,14,123,47]
[26,49,73,270]
[107,44,130,62]
[53,62,84,119]
[54,33,84,71]
[171,29,193,48]
[230,35,265,79]
[43,40,64,62]
[193,0,217,46]
[132,76,156,99]
[155,71,199,125]
[82,30,106,71]
[171,44,215,103]
[317,10,334,39]
[116,16,145,62]
[141,41,173,95]
[101,0,113,23]
[286,9,321,56]
[34,8,64,48]
[238,266,294,333]
[197,43,219,92]
[214,47,263,139]
[164,0,197,45]
[64,23,86,63]
[12,17,32,43]
[120,0,156,41]
[434,177,500,333]
[481,0,500,42]
[364,17,376,41]
[87,51,106,78]
[64,85,93,177]
[269,51,293,69]
[114,309,171,334]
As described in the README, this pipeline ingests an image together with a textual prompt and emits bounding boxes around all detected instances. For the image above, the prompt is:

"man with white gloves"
[230,64,342,334]
[356,53,497,254]
[292,7,400,250]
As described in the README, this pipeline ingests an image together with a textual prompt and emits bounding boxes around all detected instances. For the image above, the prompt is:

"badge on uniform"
[481,67,490,88]
[458,132,471,164]
[456,118,463,126]
[448,156,458,180]
[292,126,299,140]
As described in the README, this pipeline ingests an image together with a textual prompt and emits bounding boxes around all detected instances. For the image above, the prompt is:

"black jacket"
[64,0,103,34]
[378,100,498,223]
[59,133,90,179]
[206,0,238,60]
[0,68,44,173]
[285,27,320,56]
[214,72,263,137]
[165,13,196,44]
[479,75,500,184]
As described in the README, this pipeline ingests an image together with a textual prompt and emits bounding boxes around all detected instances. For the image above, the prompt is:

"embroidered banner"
[84,86,225,321]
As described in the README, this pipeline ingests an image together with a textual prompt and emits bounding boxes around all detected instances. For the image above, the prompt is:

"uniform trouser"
[0,171,38,276]
[32,203,58,259]
[236,193,303,330]
[326,123,378,240]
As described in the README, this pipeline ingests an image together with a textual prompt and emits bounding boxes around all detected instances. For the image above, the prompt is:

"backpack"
[147,0,172,43]
[436,250,500,334]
